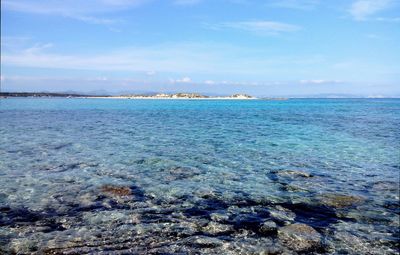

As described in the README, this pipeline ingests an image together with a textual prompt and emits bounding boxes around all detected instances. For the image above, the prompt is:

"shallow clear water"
[0,98,399,254]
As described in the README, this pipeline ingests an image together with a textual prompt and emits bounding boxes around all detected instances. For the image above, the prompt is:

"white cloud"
[349,0,394,21]
[204,80,216,85]
[209,21,301,35]
[300,79,342,85]
[171,77,192,83]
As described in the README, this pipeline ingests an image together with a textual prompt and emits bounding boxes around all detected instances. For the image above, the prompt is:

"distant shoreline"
[0,92,266,100]
[86,96,259,100]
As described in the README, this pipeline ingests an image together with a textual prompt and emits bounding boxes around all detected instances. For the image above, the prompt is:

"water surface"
[0,98,399,254]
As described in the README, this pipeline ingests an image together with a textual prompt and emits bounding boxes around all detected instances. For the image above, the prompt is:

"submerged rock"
[278,223,322,252]
[268,205,296,224]
[166,167,202,181]
[332,231,396,254]
[371,181,399,192]
[318,193,365,209]
[210,212,230,222]
[226,237,283,254]
[183,235,224,248]
[276,170,313,178]
[259,220,278,235]
[283,184,310,193]
[100,185,132,197]
[203,221,234,235]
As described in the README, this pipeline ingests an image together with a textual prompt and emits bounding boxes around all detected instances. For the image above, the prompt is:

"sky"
[1,0,400,97]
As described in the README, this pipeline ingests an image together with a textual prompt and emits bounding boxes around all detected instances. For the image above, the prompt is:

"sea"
[0,98,399,254]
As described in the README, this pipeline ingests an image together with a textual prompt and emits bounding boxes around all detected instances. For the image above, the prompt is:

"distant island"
[0,92,293,100]
[92,93,256,99]
[0,92,259,100]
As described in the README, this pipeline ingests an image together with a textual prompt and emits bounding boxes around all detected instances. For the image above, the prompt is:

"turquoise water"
[0,98,399,254]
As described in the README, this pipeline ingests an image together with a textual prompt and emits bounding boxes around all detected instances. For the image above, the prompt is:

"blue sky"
[1,0,400,96]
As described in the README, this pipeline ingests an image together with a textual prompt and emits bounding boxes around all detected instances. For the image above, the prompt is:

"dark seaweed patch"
[130,184,146,202]
[38,219,67,233]
[0,207,66,233]
[267,171,280,182]
[134,159,146,164]
[39,163,81,172]
[52,142,73,150]
[183,198,228,218]
[280,202,339,228]
[232,213,266,234]
[69,201,110,214]
[0,207,42,226]
[139,208,176,223]
[383,201,400,214]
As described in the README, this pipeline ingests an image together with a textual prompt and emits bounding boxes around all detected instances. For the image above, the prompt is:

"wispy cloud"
[365,33,390,40]
[73,16,122,25]
[375,16,400,22]
[1,36,32,51]
[24,43,54,54]
[1,0,146,25]
[208,21,301,35]
[1,43,218,73]
[267,0,319,10]
[349,0,394,21]
[1,41,325,77]
[173,0,202,5]
[2,0,149,14]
